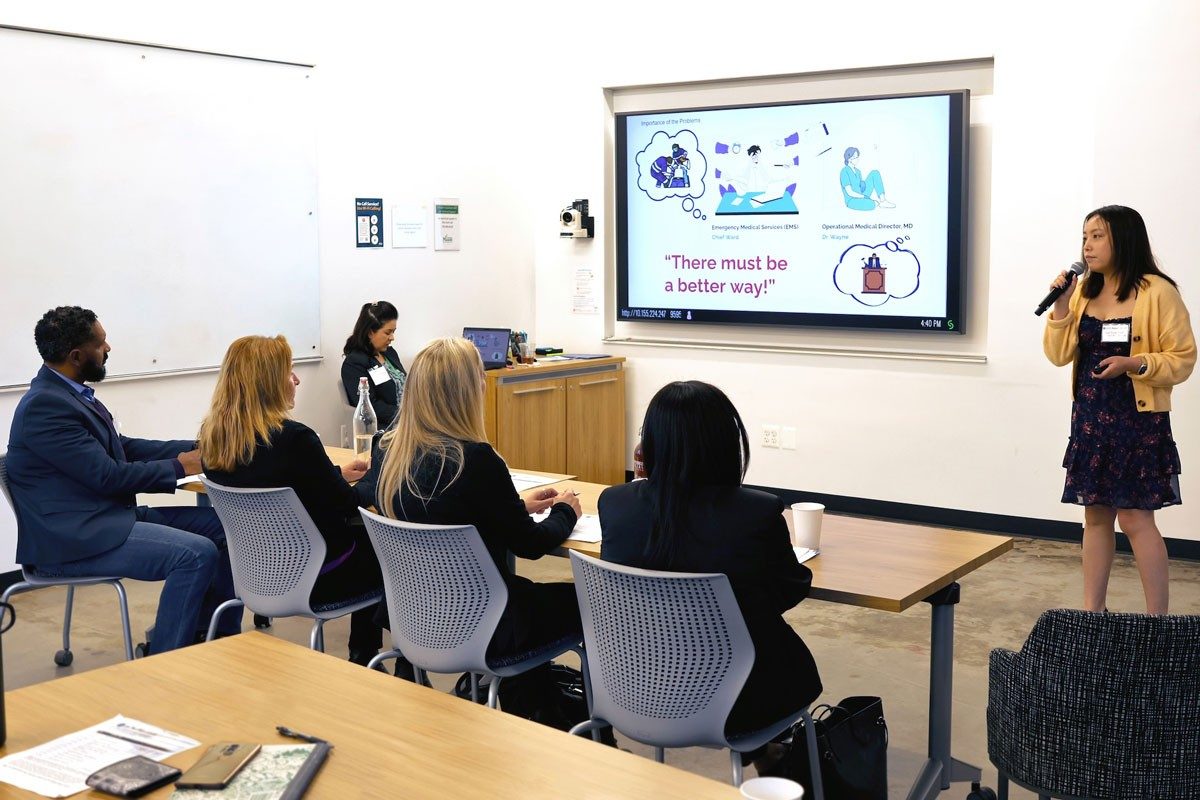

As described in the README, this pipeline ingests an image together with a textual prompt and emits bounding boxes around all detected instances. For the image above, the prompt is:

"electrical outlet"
[761,424,780,448]
[340,424,350,448]
[781,426,797,450]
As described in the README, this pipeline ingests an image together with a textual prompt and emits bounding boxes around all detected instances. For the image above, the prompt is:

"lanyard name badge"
[368,364,390,385]
[1101,321,1131,344]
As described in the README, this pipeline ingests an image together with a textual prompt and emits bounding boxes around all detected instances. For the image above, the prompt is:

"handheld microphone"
[1034,261,1086,316]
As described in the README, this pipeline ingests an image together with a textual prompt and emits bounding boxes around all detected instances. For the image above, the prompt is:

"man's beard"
[79,360,107,383]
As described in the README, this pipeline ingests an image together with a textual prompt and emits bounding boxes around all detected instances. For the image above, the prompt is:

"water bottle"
[353,377,377,464]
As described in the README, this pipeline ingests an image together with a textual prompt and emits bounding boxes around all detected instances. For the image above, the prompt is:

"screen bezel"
[614,89,969,334]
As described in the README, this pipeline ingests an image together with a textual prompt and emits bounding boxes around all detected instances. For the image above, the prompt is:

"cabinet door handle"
[513,385,558,396]
[576,377,618,388]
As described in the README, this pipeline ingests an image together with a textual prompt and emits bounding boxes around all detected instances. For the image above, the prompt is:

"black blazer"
[387,441,577,645]
[598,480,822,733]
[204,419,360,563]
[6,365,193,565]
[341,347,406,427]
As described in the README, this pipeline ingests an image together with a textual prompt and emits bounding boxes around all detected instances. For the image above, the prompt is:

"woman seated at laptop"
[199,335,385,666]
[597,380,822,770]
[341,301,407,428]
[371,336,582,725]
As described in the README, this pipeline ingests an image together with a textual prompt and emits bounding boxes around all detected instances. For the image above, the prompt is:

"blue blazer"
[6,365,194,565]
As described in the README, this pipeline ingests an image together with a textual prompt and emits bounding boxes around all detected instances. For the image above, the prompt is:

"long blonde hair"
[198,335,293,471]
[376,336,487,516]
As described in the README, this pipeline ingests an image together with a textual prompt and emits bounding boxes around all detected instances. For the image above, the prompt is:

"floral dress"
[1062,315,1182,509]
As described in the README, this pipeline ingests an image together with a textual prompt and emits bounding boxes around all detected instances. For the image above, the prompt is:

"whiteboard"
[0,27,320,388]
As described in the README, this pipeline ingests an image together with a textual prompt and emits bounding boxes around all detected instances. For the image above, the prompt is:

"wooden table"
[525,480,1013,800]
[178,446,361,494]
[0,633,738,799]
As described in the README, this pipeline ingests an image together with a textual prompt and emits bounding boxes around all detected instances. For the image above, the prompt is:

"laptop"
[462,327,512,369]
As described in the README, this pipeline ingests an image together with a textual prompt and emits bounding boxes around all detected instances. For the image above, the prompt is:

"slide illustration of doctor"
[839,147,895,210]
[651,143,691,188]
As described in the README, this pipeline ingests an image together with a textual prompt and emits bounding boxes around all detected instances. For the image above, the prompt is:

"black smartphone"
[175,742,261,789]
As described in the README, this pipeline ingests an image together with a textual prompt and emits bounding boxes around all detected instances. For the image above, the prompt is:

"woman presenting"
[341,301,407,428]
[1044,205,1195,614]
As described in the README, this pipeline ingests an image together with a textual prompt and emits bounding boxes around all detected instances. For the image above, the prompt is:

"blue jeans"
[35,506,241,654]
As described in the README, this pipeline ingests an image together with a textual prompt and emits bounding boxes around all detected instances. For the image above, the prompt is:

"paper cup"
[740,777,805,800]
[790,502,824,550]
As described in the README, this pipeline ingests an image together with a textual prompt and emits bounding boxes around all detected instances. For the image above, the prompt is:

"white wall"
[2,0,1197,573]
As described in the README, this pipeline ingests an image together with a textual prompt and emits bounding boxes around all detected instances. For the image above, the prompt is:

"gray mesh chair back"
[568,551,822,791]
[570,550,754,749]
[201,480,326,619]
[358,508,506,675]
[988,608,1200,799]
[0,453,133,664]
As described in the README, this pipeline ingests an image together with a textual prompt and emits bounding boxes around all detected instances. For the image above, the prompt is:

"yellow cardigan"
[1044,273,1196,412]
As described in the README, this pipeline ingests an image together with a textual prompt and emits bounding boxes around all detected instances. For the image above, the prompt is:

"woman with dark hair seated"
[200,335,384,666]
[597,380,822,772]
[341,301,407,427]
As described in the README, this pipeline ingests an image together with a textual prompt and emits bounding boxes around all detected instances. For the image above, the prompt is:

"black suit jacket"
[387,441,577,648]
[6,366,193,565]
[341,347,406,427]
[204,420,359,563]
[598,480,822,733]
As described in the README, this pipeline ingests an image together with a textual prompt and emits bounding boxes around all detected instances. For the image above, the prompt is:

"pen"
[276,725,332,746]
[96,729,173,752]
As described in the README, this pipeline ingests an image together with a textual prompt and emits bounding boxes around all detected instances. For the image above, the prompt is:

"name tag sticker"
[368,364,390,385]
[1101,322,1131,343]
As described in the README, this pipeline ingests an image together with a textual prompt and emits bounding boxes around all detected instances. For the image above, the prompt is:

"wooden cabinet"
[484,357,626,484]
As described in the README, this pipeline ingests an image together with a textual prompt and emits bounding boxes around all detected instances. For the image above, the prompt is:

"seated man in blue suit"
[5,306,240,654]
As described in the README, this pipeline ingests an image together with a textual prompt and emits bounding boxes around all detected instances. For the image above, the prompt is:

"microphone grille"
[1070,261,1086,275]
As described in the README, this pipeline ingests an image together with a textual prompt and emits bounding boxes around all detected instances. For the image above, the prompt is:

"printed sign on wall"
[355,198,383,248]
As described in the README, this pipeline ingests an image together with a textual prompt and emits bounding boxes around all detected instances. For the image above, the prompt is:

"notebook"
[462,327,511,369]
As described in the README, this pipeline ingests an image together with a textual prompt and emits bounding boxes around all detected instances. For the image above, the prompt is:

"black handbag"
[784,696,888,800]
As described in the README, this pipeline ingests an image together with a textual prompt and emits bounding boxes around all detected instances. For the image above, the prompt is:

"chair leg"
[366,649,401,672]
[800,709,825,800]
[205,599,245,642]
[61,584,76,653]
[730,749,743,786]
[0,581,30,607]
[997,770,1009,800]
[470,673,480,703]
[309,620,326,652]
[653,746,665,763]
[570,644,601,741]
[487,675,502,709]
[110,581,134,661]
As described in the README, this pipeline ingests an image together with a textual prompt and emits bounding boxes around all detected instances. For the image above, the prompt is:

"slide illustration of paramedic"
[651,143,691,188]
[839,147,895,210]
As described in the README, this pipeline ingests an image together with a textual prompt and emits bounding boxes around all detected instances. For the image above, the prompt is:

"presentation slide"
[615,92,967,332]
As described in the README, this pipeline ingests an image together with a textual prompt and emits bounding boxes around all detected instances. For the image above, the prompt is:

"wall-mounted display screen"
[615,90,969,333]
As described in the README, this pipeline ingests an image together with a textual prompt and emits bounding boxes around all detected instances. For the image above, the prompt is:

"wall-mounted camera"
[560,198,594,239]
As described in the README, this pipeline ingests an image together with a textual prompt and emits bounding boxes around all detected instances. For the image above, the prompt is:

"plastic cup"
[740,777,804,800]
[518,342,535,363]
[790,502,824,550]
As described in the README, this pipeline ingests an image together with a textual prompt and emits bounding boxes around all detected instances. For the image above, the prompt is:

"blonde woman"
[373,336,581,725]
[199,335,385,664]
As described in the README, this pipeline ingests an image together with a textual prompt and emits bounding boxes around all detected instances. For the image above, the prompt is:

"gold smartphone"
[175,742,261,789]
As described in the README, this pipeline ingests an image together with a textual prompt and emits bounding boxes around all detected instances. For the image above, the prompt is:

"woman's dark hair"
[1080,205,1177,301]
[34,306,98,363]
[343,301,398,356]
[640,381,749,568]
[843,146,860,165]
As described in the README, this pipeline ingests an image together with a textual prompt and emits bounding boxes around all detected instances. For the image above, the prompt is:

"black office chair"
[988,608,1200,799]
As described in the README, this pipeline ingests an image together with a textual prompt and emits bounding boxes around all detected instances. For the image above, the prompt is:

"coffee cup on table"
[740,777,804,800]
[790,502,824,551]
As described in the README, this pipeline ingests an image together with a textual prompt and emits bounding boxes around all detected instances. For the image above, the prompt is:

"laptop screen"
[462,327,511,369]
